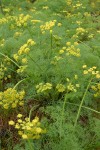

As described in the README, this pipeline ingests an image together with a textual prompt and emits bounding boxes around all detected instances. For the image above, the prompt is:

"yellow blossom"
[9,120,15,125]
[22,58,28,64]
[9,114,46,140]
[56,84,66,92]
[17,114,23,118]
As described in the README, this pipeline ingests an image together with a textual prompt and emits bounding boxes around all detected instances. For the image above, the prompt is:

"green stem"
[62,94,68,119]
[60,94,68,138]
[66,102,100,114]
[28,54,43,71]
[13,78,26,89]
[0,80,2,90]
[0,0,4,14]
[29,105,39,121]
[77,40,93,51]
[74,77,92,128]
[0,52,19,68]
[27,140,34,150]
[50,30,53,50]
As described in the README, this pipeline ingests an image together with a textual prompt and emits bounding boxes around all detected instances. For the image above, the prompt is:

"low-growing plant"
[0,0,100,149]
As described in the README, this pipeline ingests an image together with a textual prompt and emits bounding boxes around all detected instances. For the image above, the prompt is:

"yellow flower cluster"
[51,55,63,65]
[76,21,82,26]
[91,83,100,98]
[42,6,49,10]
[73,2,82,9]
[36,83,52,93]
[0,56,12,80]
[76,27,88,36]
[67,83,79,92]
[56,77,80,93]
[88,34,94,39]
[66,0,72,6]
[14,32,22,38]
[0,63,7,80]
[56,84,66,92]
[84,12,91,17]
[0,18,8,24]
[18,39,35,55]
[58,41,80,57]
[40,20,56,33]
[0,88,25,109]
[3,8,10,13]
[83,65,100,78]
[0,16,14,25]
[13,39,35,73]
[0,39,5,47]
[67,77,80,92]
[66,0,83,15]
[17,65,28,73]
[9,114,46,139]
[15,14,31,27]
[66,42,80,57]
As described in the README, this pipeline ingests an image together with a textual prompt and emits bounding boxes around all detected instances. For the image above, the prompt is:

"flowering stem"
[74,77,93,128]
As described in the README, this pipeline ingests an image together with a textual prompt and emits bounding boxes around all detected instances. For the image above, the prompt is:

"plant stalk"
[74,77,92,128]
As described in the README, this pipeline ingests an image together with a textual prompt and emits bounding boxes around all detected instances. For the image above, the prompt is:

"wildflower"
[22,58,28,64]
[59,49,64,54]
[22,134,28,139]
[91,83,100,98]
[0,88,25,109]
[24,48,30,54]
[40,20,56,33]
[14,32,22,37]
[9,120,15,125]
[56,84,66,92]
[36,83,52,93]
[67,0,72,5]
[67,83,76,92]
[9,114,46,140]
[17,66,27,73]
[42,6,49,10]
[66,42,71,46]
[74,42,78,46]
[76,21,82,25]
[76,84,80,88]
[15,124,20,129]
[18,119,22,123]
[66,78,70,82]
[82,65,87,68]
[27,39,36,46]
[17,114,23,118]
[96,74,100,79]
[12,103,17,108]
[66,45,80,57]
[74,75,78,79]
[57,23,62,27]
[13,54,19,61]
[7,75,11,78]
[83,70,88,74]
